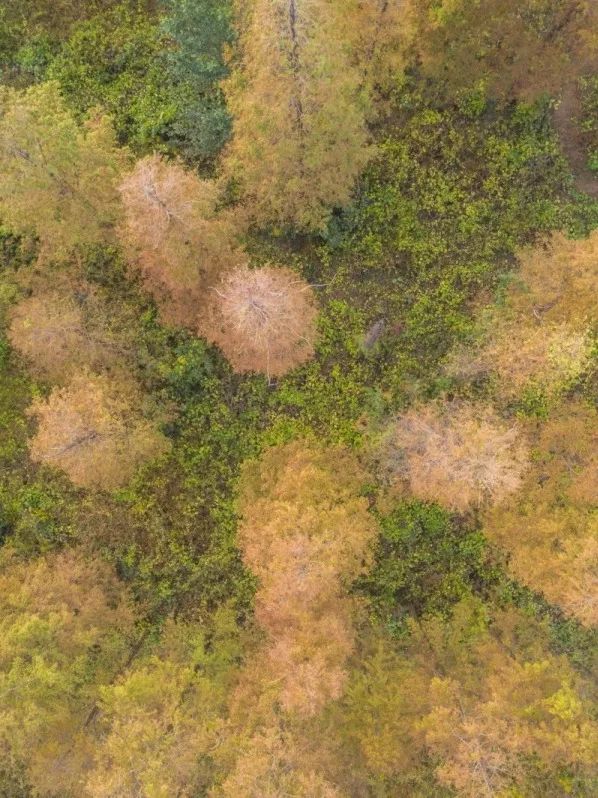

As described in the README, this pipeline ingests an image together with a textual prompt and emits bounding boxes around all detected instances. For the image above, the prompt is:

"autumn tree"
[84,609,242,798]
[200,265,318,377]
[382,402,529,512]
[119,153,244,327]
[0,81,126,259]
[237,442,376,715]
[223,0,371,232]
[7,279,128,383]
[0,548,135,796]
[512,230,598,325]
[483,400,598,625]
[411,0,598,101]
[446,230,597,400]
[340,599,598,796]
[27,373,170,490]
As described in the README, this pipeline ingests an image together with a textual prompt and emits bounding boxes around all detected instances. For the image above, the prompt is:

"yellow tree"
[483,400,598,625]
[27,372,170,491]
[200,265,318,377]
[0,549,135,796]
[339,600,597,795]
[382,402,529,512]
[119,153,244,328]
[223,0,371,232]
[0,82,126,259]
[84,610,242,798]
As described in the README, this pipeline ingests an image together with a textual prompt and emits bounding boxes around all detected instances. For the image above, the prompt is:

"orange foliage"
[238,442,376,715]
[483,400,598,625]
[27,373,170,490]
[200,265,318,377]
[383,402,529,512]
[119,154,244,328]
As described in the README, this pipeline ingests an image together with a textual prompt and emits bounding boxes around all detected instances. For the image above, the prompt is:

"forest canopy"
[0,1,596,796]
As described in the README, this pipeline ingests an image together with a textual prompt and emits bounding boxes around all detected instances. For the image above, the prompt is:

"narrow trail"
[553,82,598,198]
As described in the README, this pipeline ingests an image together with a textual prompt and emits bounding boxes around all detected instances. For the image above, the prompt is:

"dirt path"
[553,82,598,198]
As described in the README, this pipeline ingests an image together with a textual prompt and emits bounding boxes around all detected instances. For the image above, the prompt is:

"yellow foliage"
[224,0,371,232]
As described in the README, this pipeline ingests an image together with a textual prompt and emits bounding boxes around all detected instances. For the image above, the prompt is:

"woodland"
[0,1,596,796]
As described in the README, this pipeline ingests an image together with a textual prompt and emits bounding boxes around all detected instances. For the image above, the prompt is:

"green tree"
[161,0,234,163]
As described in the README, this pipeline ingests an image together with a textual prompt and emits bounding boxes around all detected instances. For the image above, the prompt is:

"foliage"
[0,81,127,259]
[161,0,234,163]
[359,501,499,628]
[201,265,318,377]
[223,0,371,232]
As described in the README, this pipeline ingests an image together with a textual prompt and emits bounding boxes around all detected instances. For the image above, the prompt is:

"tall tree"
[238,442,376,715]
[27,373,170,491]
[0,81,126,259]
[161,0,234,162]
[119,153,243,328]
[223,0,371,232]
[200,265,318,377]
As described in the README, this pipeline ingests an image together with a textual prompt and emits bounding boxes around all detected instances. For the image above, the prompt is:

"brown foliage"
[238,442,376,716]
[7,282,126,382]
[200,265,318,377]
[383,402,529,511]
[512,230,598,325]
[119,154,244,328]
[27,373,170,490]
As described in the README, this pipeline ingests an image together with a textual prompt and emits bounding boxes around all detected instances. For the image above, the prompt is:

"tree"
[0,81,126,259]
[7,282,123,383]
[84,610,241,798]
[411,0,598,101]
[161,0,234,162]
[512,230,598,325]
[483,400,598,625]
[381,402,529,512]
[119,153,243,328]
[27,373,170,490]
[340,600,597,796]
[200,265,318,377]
[0,548,135,796]
[237,442,376,715]
[223,0,371,232]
